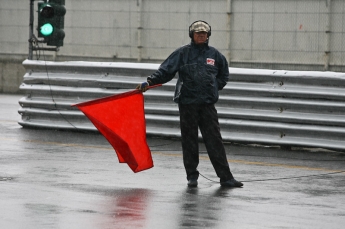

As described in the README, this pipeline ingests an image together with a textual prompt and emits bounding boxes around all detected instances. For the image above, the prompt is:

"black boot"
[220,178,243,187]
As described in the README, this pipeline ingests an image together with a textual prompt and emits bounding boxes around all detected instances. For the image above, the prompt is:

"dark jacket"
[147,41,229,104]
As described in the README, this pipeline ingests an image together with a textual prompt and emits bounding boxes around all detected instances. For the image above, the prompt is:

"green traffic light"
[40,23,53,36]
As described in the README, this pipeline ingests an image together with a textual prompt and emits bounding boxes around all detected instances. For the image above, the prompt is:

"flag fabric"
[72,86,160,173]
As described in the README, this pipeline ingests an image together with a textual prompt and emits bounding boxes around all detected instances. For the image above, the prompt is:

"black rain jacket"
[147,41,229,104]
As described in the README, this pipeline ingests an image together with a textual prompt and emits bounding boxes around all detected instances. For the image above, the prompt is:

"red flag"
[72,86,160,173]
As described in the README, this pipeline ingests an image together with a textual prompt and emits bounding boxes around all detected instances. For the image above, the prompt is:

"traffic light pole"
[28,0,34,60]
[28,0,59,60]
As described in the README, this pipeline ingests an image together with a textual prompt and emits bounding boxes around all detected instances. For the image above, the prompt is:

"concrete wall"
[1,0,345,93]
[0,60,25,94]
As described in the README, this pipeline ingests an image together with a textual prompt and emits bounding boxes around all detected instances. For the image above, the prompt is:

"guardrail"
[18,59,345,151]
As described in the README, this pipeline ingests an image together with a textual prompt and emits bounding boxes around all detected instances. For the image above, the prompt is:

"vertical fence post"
[137,0,143,62]
[226,0,233,64]
[324,0,332,71]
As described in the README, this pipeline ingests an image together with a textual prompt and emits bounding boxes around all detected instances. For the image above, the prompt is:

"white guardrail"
[18,59,345,151]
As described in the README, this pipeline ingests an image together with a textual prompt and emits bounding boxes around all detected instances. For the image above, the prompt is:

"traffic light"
[37,0,66,47]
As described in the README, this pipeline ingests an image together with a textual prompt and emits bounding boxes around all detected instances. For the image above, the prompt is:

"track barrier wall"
[18,60,345,151]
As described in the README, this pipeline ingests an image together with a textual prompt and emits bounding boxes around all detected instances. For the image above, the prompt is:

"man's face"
[193,31,208,45]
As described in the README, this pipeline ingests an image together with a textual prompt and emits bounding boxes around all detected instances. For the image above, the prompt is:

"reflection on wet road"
[1,94,345,229]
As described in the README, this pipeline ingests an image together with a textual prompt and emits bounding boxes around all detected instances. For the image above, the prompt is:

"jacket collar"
[191,39,209,49]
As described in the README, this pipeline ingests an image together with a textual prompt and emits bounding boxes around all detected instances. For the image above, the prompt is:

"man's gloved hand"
[136,81,150,92]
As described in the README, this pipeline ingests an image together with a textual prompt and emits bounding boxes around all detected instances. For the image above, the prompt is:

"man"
[137,20,243,188]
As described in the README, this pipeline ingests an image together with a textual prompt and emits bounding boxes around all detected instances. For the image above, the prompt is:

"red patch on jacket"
[206,58,215,66]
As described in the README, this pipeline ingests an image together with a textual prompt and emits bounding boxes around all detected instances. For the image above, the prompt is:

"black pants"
[178,103,233,182]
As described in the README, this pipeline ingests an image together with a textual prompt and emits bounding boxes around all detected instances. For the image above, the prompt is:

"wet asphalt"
[1,94,345,229]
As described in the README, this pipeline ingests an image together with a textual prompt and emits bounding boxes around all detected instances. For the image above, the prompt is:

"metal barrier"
[18,60,345,151]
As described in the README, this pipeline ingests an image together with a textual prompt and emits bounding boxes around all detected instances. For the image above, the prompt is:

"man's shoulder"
[207,45,219,52]
[178,43,192,50]
[171,43,192,55]
[207,45,225,58]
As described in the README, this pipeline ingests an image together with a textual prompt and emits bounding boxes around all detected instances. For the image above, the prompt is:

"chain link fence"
[229,0,345,71]
[0,0,344,71]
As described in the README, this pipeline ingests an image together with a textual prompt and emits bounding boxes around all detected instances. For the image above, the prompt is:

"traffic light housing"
[37,0,66,47]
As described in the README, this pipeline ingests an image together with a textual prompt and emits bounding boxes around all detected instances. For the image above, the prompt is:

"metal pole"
[226,0,233,65]
[137,0,143,62]
[28,0,34,60]
[324,0,332,71]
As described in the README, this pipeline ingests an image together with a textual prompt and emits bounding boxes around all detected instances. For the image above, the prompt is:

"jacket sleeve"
[147,49,181,85]
[216,52,230,90]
